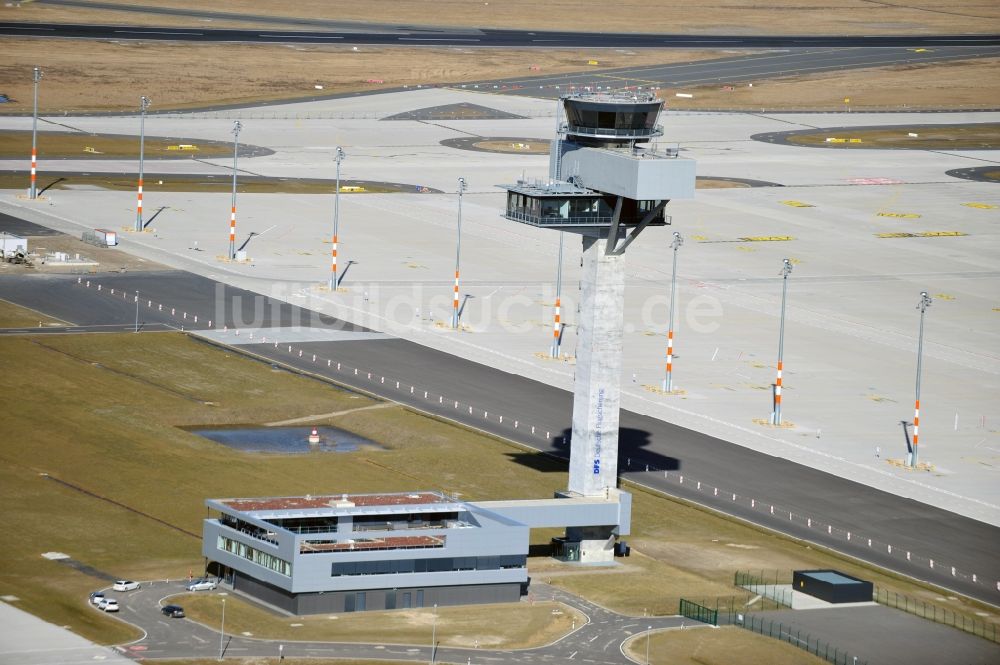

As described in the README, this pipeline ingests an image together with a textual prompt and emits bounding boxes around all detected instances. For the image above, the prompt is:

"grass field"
[179,592,580,648]
[0,131,234,160]
[1,42,998,115]
[0,329,996,649]
[0,39,719,114]
[625,626,827,665]
[783,123,1000,149]
[0,172,429,195]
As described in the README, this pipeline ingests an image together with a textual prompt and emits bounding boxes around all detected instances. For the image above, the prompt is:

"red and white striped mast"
[228,121,242,259]
[662,231,683,392]
[29,67,43,200]
[329,146,345,290]
[772,258,793,425]
[911,291,932,467]
[551,232,564,358]
[134,96,151,232]
[451,177,467,329]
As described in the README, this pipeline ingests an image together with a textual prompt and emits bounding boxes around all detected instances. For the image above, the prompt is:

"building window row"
[331,555,526,577]
[218,535,291,577]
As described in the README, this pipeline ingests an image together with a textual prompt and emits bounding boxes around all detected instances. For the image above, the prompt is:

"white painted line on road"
[398,37,481,41]
[259,34,343,39]
[114,30,204,36]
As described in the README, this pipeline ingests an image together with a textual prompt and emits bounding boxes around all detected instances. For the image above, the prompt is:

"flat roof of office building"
[216,491,452,513]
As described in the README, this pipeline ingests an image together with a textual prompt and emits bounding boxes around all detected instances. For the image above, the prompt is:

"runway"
[2,20,1000,48]
[1,267,997,607]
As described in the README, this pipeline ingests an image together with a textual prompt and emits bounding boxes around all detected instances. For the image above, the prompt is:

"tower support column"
[568,231,625,498]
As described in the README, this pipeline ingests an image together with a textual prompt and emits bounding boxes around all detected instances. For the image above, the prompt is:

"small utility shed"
[793,569,873,604]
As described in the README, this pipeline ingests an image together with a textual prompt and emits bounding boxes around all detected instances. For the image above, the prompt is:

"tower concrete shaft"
[568,231,626,497]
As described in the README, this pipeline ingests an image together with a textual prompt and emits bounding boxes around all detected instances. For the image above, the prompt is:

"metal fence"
[734,570,794,608]
[874,586,999,644]
[735,613,867,665]
[679,598,718,625]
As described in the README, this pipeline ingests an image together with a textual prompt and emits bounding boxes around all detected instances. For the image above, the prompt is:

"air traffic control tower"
[502,92,696,560]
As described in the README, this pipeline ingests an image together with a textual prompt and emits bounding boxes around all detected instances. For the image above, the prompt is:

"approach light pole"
[551,231,565,358]
[134,290,139,333]
[911,291,932,467]
[228,121,242,260]
[645,625,652,664]
[772,258,793,425]
[134,96,151,232]
[329,146,345,290]
[29,66,42,199]
[451,177,467,329]
[663,231,683,392]
[218,597,226,661]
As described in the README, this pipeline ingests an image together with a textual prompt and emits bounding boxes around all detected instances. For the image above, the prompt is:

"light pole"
[912,291,932,467]
[29,66,42,199]
[228,121,242,260]
[218,598,225,661]
[134,96,151,232]
[134,290,139,333]
[451,178,467,329]
[551,231,564,358]
[329,146,345,290]
[773,258,793,425]
[662,231,683,392]
[429,603,438,664]
[645,625,652,664]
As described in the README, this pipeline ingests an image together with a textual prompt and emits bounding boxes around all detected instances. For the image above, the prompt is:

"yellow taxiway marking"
[876,231,968,238]
[963,202,998,210]
[876,211,922,219]
[780,200,814,208]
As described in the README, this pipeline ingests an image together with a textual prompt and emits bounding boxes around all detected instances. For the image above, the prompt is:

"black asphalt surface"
[3,21,1000,47]
[461,45,1000,100]
[0,211,63,237]
[2,267,999,609]
[749,605,1000,665]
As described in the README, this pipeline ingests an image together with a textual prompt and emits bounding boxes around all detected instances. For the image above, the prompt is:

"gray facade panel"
[234,573,522,615]
[560,146,696,200]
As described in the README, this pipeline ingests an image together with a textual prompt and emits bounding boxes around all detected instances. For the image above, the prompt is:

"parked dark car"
[161,604,185,618]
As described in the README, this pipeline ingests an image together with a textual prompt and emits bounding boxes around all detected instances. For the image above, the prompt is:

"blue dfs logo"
[593,459,601,474]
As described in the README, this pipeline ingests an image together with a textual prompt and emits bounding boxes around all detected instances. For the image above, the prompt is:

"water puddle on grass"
[185,425,381,454]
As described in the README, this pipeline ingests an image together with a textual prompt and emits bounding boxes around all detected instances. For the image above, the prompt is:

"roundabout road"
[100,579,686,664]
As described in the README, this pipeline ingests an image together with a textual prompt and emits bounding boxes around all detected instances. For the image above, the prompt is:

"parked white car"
[112,580,140,592]
[185,578,218,591]
[101,599,120,612]
[89,591,105,606]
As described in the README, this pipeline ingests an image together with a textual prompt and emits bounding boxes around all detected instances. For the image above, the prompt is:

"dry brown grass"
[179,592,581,648]
[625,626,827,665]
[0,39,718,114]
[7,0,1000,34]
[662,57,1000,110]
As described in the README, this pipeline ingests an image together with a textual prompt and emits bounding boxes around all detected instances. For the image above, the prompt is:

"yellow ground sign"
[877,212,922,219]
[339,185,365,192]
[963,202,998,209]
[587,60,599,65]
[166,144,199,151]
[780,200,814,208]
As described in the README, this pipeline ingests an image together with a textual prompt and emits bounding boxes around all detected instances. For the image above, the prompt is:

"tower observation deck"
[502,91,696,562]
